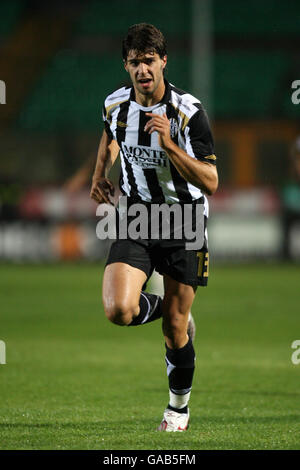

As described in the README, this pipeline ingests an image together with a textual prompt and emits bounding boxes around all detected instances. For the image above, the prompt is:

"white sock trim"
[169,390,191,410]
[140,293,160,324]
[140,292,151,324]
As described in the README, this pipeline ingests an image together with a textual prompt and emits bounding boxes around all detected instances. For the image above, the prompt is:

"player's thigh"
[102,262,147,310]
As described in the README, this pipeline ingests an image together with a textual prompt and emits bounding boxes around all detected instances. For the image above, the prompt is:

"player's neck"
[134,78,165,107]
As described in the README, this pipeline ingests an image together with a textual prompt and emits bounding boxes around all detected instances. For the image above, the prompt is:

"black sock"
[128,292,162,326]
[165,337,195,396]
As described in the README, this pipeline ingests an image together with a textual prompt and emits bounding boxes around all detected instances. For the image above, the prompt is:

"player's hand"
[144,112,172,150]
[90,177,114,205]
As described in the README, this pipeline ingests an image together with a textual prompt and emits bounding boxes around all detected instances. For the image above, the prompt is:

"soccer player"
[90,23,218,432]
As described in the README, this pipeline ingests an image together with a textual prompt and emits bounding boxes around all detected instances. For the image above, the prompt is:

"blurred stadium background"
[1,0,299,263]
[1,0,300,451]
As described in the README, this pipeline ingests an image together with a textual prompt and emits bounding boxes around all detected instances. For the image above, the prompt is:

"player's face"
[124,50,167,97]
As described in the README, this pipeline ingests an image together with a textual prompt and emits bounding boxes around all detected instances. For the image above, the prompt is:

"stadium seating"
[78,0,190,35]
[18,48,292,129]
[214,0,300,35]
[18,52,125,131]
[214,51,290,118]
[16,0,299,130]
[0,0,23,39]
[18,52,190,131]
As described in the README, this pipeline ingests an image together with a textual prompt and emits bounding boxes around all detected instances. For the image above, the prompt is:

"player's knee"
[104,301,137,326]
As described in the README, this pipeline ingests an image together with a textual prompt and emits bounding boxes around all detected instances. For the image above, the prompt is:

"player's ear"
[123,60,128,73]
[161,55,167,70]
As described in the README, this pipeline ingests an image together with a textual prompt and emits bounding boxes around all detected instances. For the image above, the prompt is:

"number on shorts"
[197,251,209,278]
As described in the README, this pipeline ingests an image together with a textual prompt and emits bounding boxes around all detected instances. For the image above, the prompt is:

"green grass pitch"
[0,262,299,450]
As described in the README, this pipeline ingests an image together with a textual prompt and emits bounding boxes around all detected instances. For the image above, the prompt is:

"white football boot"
[157,408,190,432]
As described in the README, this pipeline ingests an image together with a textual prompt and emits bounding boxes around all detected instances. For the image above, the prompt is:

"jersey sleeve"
[102,104,114,140]
[185,106,217,164]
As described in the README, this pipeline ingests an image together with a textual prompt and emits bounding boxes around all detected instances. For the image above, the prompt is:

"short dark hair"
[122,23,167,61]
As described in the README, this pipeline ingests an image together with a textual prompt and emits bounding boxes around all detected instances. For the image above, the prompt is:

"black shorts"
[106,238,209,287]
[105,197,209,287]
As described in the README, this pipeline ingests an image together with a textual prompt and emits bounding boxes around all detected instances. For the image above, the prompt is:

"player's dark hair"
[122,23,167,61]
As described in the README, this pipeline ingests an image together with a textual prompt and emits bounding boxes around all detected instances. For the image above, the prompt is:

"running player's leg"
[162,274,196,348]
[103,262,146,325]
[103,262,163,326]
[158,274,196,431]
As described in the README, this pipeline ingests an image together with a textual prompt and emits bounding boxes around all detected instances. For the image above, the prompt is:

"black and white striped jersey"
[102,79,216,211]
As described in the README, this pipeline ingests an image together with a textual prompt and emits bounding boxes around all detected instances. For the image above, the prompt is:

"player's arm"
[64,155,95,193]
[145,112,218,196]
[90,129,120,204]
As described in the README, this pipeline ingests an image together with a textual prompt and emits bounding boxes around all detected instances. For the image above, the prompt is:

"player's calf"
[162,310,189,349]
